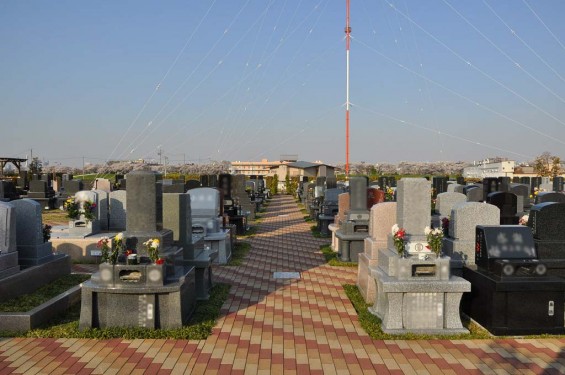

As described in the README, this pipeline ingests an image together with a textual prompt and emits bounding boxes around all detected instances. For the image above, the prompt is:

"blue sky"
[1,0,565,167]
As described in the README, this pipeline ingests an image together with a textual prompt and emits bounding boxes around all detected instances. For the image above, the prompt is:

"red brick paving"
[2,195,565,374]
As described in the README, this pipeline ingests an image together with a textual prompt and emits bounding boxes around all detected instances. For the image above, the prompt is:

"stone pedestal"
[369,248,470,335]
[68,219,100,237]
[205,229,231,264]
[79,266,196,330]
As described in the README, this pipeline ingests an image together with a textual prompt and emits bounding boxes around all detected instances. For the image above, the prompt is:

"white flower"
[391,224,399,235]
[433,228,443,236]
[115,233,123,240]
[424,226,431,235]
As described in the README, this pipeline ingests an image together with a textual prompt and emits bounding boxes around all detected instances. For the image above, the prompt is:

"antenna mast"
[345,0,351,176]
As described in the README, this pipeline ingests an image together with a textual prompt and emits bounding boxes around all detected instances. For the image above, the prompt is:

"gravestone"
[69,190,101,236]
[456,177,465,185]
[163,193,216,300]
[0,201,19,278]
[529,202,565,260]
[123,171,172,254]
[520,177,531,186]
[185,179,201,191]
[535,192,565,205]
[189,188,231,264]
[79,171,196,330]
[318,188,341,236]
[357,202,396,303]
[109,190,127,231]
[540,177,553,193]
[431,176,448,198]
[487,192,518,225]
[465,186,483,202]
[93,190,109,231]
[369,178,471,334]
[442,202,500,271]
[531,177,542,193]
[335,177,370,262]
[553,177,564,192]
[93,178,112,193]
[329,192,350,252]
[366,188,385,210]
[497,177,511,192]
[62,180,83,197]
[11,199,54,267]
[27,180,49,198]
[163,183,185,194]
[200,175,209,188]
[462,225,565,335]
[435,192,466,219]
[482,178,500,202]
[510,184,531,210]
[447,183,464,194]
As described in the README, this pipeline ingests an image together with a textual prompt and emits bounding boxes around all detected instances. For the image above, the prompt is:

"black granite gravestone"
[462,225,565,335]
[482,178,500,202]
[432,176,448,198]
[553,177,564,192]
[497,177,511,192]
[535,192,565,205]
[487,191,518,224]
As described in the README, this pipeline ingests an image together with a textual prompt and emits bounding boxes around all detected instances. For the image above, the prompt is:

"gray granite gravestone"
[335,177,370,262]
[447,183,464,194]
[11,199,54,266]
[93,178,112,193]
[93,189,109,231]
[435,192,466,219]
[369,178,471,335]
[357,202,396,303]
[188,188,231,264]
[0,201,19,278]
[442,202,500,272]
[109,190,127,231]
[68,190,101,236]
[163,193,217,300]
[465,186,483,202]
[79,171,196,330]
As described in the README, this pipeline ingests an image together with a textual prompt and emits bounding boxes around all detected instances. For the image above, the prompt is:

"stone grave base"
[462,266,565,336]
[335,230,369,263]
[442,238,475,272]
[205,229,232,265]
[370,267,470,335]
[0,284,81,332]
[51,232,121,263]
[0,254,71,301]
[68,220,101,237]
[328,224,339,252]
[17,241,55,267]
[79,266,197,330]
[0,252,20,280]
[356,237,387,303]
[318,215,334,236]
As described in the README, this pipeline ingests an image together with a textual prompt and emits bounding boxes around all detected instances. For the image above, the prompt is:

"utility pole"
[157,147,163,165]
[83,156,85,177]
[345,0,351,176]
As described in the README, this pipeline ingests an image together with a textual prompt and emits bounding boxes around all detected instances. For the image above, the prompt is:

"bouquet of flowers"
[519,214,529,226]
[441,216,450,236]
[82,200,97,223]
[144,238,161,263]
[425,226,444,256]
[63,197,80,220]
[391,224,407,257]
[97,236,111,263]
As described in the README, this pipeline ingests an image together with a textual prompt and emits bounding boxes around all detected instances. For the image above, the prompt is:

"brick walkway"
[2,195,565,374]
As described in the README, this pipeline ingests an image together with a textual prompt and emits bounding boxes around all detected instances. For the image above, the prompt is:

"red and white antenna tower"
[345,0,351,176]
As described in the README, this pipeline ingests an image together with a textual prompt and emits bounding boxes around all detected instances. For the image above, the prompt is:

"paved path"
[2,195,565,374]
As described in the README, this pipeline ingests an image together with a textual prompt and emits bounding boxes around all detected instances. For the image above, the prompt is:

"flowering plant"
[63,197,96,223]
[519,214,529,226]
[97,236,111,263]
[425,226,444,256]
[144,238,160,263]
[384,187,395,202]
[63,197,80,220]
[43,224,52,243]
[391,224,407,256]
[82,200,97,222]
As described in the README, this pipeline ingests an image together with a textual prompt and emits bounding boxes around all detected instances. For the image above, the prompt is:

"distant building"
[230,159,285,176]
[463,158,515,178]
